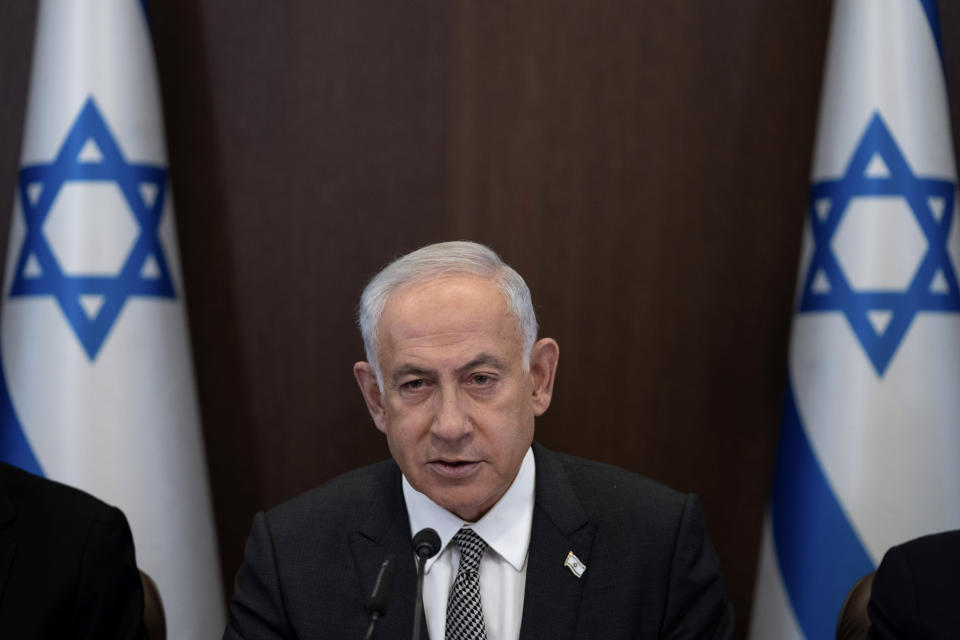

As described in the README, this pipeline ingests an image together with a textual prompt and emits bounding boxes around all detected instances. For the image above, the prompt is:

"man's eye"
[470,374,492,385]
[401,379,425,390]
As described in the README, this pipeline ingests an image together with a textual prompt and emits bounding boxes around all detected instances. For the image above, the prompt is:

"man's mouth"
[429,459,481,478]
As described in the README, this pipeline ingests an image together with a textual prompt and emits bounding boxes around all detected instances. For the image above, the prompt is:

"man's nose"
[431,386,471,440]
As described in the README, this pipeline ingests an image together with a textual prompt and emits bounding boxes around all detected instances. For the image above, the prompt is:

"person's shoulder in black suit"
[867,529,960,640]
[0,462,145,639]
[543,447,734,639]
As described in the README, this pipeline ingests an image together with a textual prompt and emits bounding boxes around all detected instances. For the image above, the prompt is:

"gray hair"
[358,241,539,388]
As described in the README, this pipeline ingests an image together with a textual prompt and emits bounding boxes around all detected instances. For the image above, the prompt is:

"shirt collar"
[402,447,535,573]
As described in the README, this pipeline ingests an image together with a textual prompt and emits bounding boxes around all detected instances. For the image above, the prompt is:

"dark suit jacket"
[867,529,960,640]
[225,443,734,639]
[0,462,144,639]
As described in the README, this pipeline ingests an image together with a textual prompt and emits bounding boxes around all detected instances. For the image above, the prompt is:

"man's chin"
[423,486,491,522]
[441,500,485,523]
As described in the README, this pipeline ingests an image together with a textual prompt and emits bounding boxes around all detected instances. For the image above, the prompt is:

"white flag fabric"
[749,1,960,638]
[0,1,225,637]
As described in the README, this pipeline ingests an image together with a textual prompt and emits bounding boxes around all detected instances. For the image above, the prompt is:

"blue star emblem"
[10,97,176,360]
[799,112,960,376]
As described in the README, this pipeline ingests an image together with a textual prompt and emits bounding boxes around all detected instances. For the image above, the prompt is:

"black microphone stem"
[363,613,380,640]
[410,528,440,640]
[412,555,426,640]
[362,555,396,640]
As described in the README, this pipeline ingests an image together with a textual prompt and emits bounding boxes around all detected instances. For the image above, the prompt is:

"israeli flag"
[0,1,225,637]
[749,1,960,638]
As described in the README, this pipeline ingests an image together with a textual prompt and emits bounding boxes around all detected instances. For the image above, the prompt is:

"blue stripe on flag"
[0,354,42,475]
[770,381,875,639]
[919,0,943,63]
[137,0,153,40]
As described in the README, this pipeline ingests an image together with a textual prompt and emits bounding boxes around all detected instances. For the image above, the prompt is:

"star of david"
[10,97,176,360]
[799,111,960,376]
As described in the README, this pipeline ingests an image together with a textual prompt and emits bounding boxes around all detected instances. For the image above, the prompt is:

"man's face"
[354,274,558,522]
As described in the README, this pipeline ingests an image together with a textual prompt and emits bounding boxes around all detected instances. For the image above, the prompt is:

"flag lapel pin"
[564,551,586,578]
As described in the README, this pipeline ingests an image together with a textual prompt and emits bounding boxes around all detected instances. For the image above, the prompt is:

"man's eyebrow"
[390,365,434,386]
[457,353,508,374]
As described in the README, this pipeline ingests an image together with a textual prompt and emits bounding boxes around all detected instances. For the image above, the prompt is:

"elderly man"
[224,241,733,639]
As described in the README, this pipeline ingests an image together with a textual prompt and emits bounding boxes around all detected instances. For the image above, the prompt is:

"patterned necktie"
[446,527,488,640]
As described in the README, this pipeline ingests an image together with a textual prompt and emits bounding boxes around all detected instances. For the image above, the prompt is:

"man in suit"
[224,241,733,639]
[0,461,144,638]
[866,529,960,639]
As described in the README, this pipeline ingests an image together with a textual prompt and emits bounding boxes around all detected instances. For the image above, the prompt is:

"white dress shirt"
[402,447,536,640]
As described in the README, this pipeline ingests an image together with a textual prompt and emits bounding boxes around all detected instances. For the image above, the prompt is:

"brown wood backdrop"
[3,2,960,636]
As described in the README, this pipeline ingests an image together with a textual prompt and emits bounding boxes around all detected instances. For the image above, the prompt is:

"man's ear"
[353,362,387,433]
[529,338,559,416]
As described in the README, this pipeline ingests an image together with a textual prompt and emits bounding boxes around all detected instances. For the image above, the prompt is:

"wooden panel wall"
[3,2,960,636]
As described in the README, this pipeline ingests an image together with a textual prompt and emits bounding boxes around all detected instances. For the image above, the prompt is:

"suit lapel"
[519,444,596,640]
[348,463,427,639]
[0,475,16,604]
[346,446,597,639]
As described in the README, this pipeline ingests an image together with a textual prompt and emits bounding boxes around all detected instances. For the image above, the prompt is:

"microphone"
[413,527,441,559]
[411,528,441,640]
[362,555,396,640]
